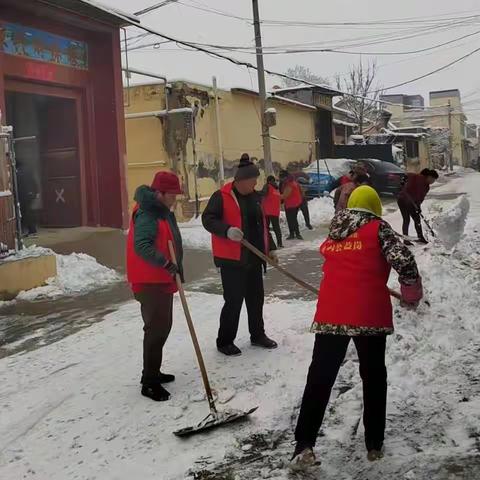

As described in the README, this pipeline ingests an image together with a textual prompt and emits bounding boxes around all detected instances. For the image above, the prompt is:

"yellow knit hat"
[347,185,382,217]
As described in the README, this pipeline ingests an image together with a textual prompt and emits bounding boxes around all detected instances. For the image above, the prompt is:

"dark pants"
[295,334,387,451]
[300,199,312,228]
[217,265,265,347]
[285,207,300,237]
[266,215,282,247]
[398,199,424,239]
[19,195,38,235]
[134,286,174,384]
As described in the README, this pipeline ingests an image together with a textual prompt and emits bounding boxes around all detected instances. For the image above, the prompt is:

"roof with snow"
[40,0,140,26]
[231,88,316,111]
[270,84,341,96]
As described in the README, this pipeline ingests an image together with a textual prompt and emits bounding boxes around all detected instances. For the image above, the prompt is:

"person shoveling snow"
[291,186,423,470]
[397,169,439,244]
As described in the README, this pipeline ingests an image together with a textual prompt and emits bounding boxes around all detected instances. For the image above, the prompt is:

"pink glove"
[401,277,423,305]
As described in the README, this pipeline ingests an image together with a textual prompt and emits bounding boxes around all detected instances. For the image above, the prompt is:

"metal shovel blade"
[173,406,259,437]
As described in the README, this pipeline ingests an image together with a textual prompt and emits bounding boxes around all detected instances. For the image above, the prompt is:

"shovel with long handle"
[241,238,402,301]
[402,191,436,238]
[168,241,258,437]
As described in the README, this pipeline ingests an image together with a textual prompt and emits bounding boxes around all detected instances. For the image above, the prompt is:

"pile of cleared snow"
[430,194,470,250]
[179,215,211,250]
[304,196,334,225]
[14,247,121,301]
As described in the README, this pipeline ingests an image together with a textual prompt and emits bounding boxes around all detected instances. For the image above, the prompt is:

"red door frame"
[5,78,89,226]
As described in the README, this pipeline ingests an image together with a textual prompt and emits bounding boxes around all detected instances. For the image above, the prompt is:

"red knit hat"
[151,171,183,194]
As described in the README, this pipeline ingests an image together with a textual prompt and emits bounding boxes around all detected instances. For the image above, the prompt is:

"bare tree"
[282,65,330,88]
[336,61,383,135]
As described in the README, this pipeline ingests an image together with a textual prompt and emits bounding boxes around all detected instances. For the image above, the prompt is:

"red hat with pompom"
[151,171,183,194]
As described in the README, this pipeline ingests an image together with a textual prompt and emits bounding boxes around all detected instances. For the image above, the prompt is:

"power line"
[134,0,179,16]
[371,45,480,93]
[127,28,480,57]
[119,12,473,110]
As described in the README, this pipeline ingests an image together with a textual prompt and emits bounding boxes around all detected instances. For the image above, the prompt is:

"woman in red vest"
[262,175,283,248]
[279,170,303,240]
[126,171,183,402]
[291,185,423,468]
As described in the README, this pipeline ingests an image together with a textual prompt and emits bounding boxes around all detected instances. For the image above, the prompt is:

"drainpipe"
[190,107,200,218]
[212,76,225,186]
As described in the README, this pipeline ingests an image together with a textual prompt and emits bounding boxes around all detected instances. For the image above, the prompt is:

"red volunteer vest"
[126,206,178,292]
[314,220,392,329]
[211,182,269,261]
[263,184,281,217]
[284,180,303,209]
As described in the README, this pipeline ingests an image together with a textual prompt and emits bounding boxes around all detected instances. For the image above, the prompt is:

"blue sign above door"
[0,23,88,70]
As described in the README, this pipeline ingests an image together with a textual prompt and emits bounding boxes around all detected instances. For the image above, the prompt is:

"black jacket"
[133,186,184,279]
[202,187,276,268]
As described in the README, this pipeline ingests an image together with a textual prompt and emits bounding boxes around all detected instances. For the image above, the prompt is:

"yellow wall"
[0,255,57,300]
[124,82,316,219]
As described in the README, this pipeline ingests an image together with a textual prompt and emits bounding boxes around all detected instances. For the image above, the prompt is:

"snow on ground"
[2,246,122,303]
[0,173,479,479]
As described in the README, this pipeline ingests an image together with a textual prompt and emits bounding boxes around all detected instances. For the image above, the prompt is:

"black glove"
[163,260,179,276]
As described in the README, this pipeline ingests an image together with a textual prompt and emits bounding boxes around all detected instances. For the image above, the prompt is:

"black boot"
[141,372,175,384]
[141,383,171,402]
[286,234,295,240]
[296,233,304,240]
[251,335,278,349]
[217,344,242,356]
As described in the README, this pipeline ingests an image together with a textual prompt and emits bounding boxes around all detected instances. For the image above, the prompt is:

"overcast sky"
[104,0,480,122]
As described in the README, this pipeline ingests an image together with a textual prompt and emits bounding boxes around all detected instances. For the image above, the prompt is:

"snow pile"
[430,194,470,249]
[179,215,211,250]
[304,196,334,225]
[14,247,121,301]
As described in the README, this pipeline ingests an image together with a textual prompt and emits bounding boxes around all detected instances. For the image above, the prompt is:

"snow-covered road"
[1,173,479,480]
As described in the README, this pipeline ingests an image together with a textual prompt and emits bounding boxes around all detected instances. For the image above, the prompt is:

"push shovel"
[168,241,258,437]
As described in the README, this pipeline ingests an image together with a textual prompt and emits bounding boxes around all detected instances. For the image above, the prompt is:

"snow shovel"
[403,192,436,238]
[240,239,402,301]
[167,241,258,437]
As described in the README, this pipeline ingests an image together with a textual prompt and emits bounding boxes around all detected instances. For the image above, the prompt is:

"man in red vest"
[126,171,183,402]
[291,185,423,468]
[262,175,283,248]
[279,170,303,240]
[202,154,278,356]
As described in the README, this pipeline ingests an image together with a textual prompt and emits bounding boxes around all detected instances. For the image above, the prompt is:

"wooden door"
[40,97,82,227]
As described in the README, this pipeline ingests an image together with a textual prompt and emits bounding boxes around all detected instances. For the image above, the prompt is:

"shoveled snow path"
[0,173,479,480]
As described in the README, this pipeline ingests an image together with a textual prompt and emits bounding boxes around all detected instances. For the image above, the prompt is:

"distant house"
[124,80,319,219]
[270,85,341,158]
[380,90,470,167]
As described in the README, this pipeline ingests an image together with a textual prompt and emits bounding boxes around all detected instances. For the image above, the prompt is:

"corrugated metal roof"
[39,0,139,26]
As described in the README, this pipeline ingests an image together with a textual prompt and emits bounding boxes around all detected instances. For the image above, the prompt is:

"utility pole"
[448,100,453,171]
[252,0,273,175]
[212,76,225,185]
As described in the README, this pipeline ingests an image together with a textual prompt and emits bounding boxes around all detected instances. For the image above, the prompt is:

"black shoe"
[306,224,313,230]
[217,344,242,356]
[296,234,304,240]
[251,335,278,349]
[417,237,429,244]
[159,372,175,383]
[286,235,295,240]
[141,384,171,402]
[141,372,175,384]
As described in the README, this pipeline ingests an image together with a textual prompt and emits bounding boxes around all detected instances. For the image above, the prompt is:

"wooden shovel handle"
[168,241,217,413]
[240,238,402,300]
